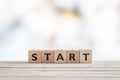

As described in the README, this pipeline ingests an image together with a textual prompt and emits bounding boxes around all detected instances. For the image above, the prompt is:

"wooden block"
[42,50,54,63]
[66,50,79,63]
[28,50,42,63]
[80,50,92,63]
[54,50,66,63]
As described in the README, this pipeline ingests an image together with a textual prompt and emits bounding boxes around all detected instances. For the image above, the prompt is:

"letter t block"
[80,50,92,63]
[42,50,54,63]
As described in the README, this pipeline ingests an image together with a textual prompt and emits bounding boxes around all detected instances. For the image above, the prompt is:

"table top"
[0,61,120,80]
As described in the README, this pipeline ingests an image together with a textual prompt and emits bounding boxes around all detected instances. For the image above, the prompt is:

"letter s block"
[42,50,54,63]
[80,50,92,63]
[28,50,42,63]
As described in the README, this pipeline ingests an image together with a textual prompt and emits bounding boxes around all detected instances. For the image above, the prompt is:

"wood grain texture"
[0,61,120,80]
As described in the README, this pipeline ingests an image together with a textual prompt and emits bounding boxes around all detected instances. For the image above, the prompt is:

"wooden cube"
[54,50,66,63]
[28,50,42,63]
[42,50,54,63]
[80,50,92,63]
[66,50,79,63]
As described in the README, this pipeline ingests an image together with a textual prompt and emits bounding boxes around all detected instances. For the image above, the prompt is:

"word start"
[28,49,92,63]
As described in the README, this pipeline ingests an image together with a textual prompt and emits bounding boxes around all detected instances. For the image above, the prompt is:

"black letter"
[57,53,64,61]
[32,54,37,61]
[69,54,75,61]
[83,53,89,61]
[44,53,51,60]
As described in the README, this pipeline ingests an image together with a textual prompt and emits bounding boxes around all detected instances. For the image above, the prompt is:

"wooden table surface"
[0,61,120,80]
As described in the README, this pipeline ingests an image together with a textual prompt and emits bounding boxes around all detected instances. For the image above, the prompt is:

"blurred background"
[0,0,120,61]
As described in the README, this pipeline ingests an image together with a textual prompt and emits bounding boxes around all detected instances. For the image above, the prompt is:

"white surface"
[0,61,120,80]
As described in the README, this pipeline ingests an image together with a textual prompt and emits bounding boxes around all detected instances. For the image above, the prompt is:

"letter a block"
[28,50,42,63]
[66,50,79,63]
[80,50,92,63]
[42,50,54,63]
[54,50,66,63]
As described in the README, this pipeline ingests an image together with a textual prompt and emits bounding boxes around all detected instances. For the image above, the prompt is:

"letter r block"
[66,50,79,63]
[28,50,42,63]
[80,50,92,63]
[42,50,54,63]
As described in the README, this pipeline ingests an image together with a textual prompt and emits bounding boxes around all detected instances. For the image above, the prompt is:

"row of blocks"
[28,49,92,63]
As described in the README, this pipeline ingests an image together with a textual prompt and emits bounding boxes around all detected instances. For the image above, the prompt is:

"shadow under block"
[42,50,54,63]
[54,50,66,63]
[80,50,92,63]
[66,50,79,63]
[28,50,42,63]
